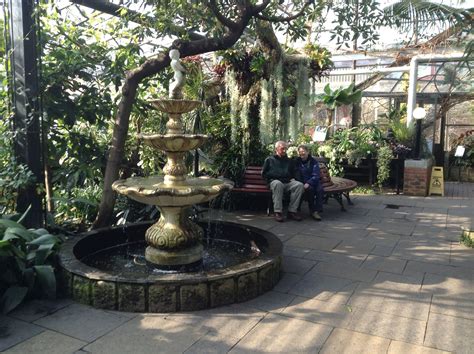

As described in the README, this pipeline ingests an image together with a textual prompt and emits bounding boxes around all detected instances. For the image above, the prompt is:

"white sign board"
[454,145,465,157]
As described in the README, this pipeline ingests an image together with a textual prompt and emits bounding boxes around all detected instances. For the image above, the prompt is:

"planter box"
[403,159,433,196]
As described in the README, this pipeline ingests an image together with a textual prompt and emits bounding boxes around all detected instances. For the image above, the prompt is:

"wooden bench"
[232,166,273,214]
[232,163,357,213]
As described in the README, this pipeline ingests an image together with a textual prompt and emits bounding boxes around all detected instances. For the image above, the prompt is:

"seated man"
[296,144,324,221]
[262,141,304,222]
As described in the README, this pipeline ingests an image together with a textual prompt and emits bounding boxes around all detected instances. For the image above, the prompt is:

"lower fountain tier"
[112,176,233,207]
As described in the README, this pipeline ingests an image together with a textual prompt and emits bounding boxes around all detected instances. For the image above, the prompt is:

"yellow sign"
[429,167,444,196]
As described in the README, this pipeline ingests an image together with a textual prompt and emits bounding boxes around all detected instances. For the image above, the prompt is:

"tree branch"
[254,0,314,23]
[70,0,205,40]
[206,0,239,30]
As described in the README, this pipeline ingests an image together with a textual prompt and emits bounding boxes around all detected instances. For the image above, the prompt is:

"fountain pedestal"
[144,206,203,265]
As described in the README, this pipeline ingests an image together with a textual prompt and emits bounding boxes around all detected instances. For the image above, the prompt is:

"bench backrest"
[241,162,334,189]
[239,166,269,191]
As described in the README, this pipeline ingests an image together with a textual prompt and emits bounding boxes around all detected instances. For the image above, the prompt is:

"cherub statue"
[169,49,186,99]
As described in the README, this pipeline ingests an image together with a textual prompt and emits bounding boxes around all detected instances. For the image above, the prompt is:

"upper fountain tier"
[150,99,201,115]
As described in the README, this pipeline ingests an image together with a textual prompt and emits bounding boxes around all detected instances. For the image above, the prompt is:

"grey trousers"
[269,180,304,213]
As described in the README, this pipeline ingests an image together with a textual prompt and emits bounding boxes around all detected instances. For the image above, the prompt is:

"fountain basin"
[112,176,233,206]
[58,221,283,312]
[139,133,208,152]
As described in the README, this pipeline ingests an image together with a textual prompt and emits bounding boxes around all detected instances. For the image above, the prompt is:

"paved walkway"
[1,182,473,353]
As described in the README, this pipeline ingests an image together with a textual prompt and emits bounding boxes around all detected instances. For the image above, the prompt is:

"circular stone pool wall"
[58,220,282,312]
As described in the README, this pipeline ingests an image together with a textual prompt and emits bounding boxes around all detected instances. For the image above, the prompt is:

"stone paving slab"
[387,340,451,354]
[281,256,317,275]
[345,308,426,344]
[285,234,341,251]
[82,314,208,354]
[311,261,378,282]
[8,299,73,323]
[370,244,396,257]
[424,312,474,354]
[2,330,86,354]
[391,239,452,265]
[320,328,391,354]
[32,303,134,342]
[361,255,407,274]
[404,259,472,279]
[229,313,333,353]
[282,245,312,258]
[281,296,355,327]
[164,304,266,340]
[183,332,238,353]
[332,239,377,254]
[0,316,44,351]
[272,272,302,293]
[289,273,356,300]
[304,249,367,267]
[239,290,296,313]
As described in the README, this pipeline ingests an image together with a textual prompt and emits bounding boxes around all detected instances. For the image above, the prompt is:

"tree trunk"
[92,75,139,228]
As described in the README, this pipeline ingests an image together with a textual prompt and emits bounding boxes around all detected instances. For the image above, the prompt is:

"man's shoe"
[274,212,284,222]
[311,211,322,221]
[287,212,302,221]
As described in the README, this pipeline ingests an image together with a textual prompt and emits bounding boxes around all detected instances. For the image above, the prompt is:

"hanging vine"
[259,78,273,144]
[273,60,284,139]
[225,69,240,144]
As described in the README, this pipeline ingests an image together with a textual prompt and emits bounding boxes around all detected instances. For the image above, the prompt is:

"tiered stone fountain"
[58,49,282,312]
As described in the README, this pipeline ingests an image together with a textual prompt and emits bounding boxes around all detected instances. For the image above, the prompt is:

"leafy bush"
[0,217,61,314]
[0,158,36,215]
[450,130,474,168]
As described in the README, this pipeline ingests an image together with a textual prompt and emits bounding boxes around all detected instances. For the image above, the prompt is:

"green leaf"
[28,234,60,246]
[33,265,56,299]
[1,286,28,314]
[0,219,25,230]
[4,227,35,242]
[34,244,55,265]
[31,228,50,236]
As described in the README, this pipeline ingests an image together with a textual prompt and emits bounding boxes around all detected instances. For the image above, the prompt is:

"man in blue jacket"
[262,141,304,222]
[296,145,324,221]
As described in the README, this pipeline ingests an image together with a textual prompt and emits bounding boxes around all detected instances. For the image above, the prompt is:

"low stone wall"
[403,159,433,196]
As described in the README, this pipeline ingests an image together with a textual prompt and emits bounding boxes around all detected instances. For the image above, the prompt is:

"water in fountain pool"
[79,221,259,276]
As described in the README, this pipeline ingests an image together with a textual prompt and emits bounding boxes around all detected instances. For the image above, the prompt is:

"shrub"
[0,217,61,314]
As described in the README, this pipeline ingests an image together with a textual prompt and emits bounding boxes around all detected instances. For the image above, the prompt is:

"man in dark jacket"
[262,141,304,222]
[296,144,324,221]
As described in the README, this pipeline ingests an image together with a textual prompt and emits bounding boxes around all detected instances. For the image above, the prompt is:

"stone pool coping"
[58,220,283,312]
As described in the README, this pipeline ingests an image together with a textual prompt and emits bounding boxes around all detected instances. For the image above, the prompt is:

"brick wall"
[403,159,433,196]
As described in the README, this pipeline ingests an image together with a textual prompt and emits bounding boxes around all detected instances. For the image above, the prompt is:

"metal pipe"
[327,66,409,76]
[406,52,466,127]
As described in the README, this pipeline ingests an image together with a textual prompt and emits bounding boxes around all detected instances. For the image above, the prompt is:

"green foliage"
[0,217,61,314]
[316,83,362,110]
[318,125,386,176]
[331,0,389,50]
[52,184,102,232]
[460,229,474,248]
[384,0,472,44]
[376,145,394,189]
[303,44,333,73]
[450,130,474,168]
[390,119,415,147]
[352,186,376,195]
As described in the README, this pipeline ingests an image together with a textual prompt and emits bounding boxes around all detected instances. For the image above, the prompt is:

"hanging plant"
[225,69,240,144]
